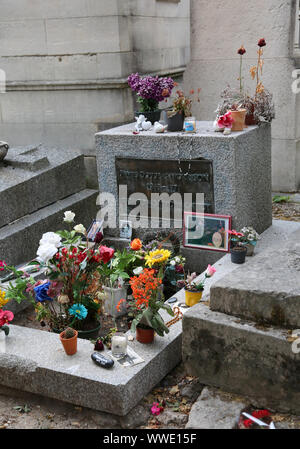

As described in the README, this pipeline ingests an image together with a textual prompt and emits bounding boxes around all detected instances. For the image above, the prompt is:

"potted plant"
[59,327,78,356]
[128,73,174,124]
[164,88,201,132]
[227,230,247,264]
[117,268,174,344]
[240,226,260,256]
[179,265,216,307]
[2,211,109,339]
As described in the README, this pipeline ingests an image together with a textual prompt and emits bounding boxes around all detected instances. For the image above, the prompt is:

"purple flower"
[128,73,174,103]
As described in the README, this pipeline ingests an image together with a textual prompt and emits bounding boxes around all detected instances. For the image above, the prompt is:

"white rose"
[63,210,75,223]
[170,260,176,266]
[74,224,86,235]
[39,232,61,248]
[37,243,58,263]
[175,256,180,263]
[133,266,143,275]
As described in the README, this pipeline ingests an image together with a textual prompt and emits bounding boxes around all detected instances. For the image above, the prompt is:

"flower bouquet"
[128,72,174,123]
[0,287,14,335]
[240,226,260,256]
[2,211,116,337]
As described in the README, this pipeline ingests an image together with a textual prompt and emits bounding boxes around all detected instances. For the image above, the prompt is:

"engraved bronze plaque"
[116,158,214,218]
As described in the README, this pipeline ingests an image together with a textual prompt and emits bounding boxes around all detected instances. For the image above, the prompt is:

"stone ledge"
[182,302,300,414]
[0,321,182,416]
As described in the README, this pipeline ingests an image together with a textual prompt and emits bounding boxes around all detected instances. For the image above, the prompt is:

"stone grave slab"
[210,228,300,328]
[0,319,182,416]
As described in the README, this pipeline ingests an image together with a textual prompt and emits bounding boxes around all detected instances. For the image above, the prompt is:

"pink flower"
[151,402,163,416]
[206,264,216,277]
[0,309,14,326]
[99,245,115,264]
[0,261,6,271]
[217,111,234,129]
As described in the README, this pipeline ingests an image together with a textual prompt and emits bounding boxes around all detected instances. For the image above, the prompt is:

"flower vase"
[185,289,203,307]
[229,109,246,131]
[103,286,127,318]
[136,325,155,344]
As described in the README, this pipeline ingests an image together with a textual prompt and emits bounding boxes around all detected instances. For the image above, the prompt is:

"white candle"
[0,331,6,353]
[111,334,127,358]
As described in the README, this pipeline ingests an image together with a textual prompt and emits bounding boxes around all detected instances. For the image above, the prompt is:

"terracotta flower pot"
[185,289,203,307]
[59,329,78,355]
[230,109,246,131]
[136,326,155,344]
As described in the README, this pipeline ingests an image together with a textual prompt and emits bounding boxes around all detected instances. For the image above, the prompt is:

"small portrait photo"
[119,220,133,240]
[183,212,232,252]
[87,219,104,242]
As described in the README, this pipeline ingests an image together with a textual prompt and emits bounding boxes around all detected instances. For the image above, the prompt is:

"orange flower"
[130,238,142,251]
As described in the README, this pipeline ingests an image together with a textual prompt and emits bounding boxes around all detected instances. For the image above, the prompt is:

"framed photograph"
[87,219,103,242]
[183,212,232,252]
[119,220,133,240]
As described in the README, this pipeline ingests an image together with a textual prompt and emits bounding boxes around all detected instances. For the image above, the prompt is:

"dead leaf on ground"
[169,385,179,395]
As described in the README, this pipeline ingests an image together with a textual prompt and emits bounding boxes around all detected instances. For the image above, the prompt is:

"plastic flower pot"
[135,110,161,125]
[185,289,203,307]
[165,111,184,132]
[230,246,247,264]
[59,329,78,356]
[136,326,155,344]
[229,109,246,131]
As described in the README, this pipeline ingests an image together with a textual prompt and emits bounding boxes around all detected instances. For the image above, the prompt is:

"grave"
[95,121,272,272]
[0,145,98,266]
[183,220,300,414]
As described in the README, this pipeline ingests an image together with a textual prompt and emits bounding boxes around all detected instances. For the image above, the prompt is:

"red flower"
[0,310,14,326]
[217,111,234,129]
[94,232,103,244]
[99,245,115,264]
[130,238,142,251]
[258,38,266,47]
[0,261,6,271]
[243,419,253,428]
[252,409,270,419]
[237,46,246,55]
[227,229,244,237]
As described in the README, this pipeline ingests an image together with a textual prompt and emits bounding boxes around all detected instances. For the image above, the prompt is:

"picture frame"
[86,219,104,242]
[119,220,133,240]
[183,212,232,252]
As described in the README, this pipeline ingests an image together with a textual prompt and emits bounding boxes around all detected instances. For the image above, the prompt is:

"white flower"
[175,256,181,263]
[63,210,75,223]
[133,266,143,275]
[37,243,58,263]
[39,232,61,248]
[74,224,86,235]
[170,260,176,266]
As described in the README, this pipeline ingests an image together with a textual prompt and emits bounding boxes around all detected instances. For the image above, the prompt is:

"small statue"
[141,119,151,131]
[154,122,168,133]
[135,114,146,132]
[0,141,9,162]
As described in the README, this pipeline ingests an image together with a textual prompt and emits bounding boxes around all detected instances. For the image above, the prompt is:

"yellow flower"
[145,249,171,268]
[0,289,9,308]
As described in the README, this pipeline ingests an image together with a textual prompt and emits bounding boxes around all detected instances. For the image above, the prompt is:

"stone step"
[0,146,86,228]
[210,228,300,329]
[0,321,181,416]
[182,302,300,414]
[0,189,98,265]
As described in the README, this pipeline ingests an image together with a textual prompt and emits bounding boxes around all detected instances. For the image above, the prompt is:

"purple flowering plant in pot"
[128,73,174,124]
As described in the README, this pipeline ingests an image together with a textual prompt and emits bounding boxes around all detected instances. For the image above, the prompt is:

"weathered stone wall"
[0,0,190,186]
[184,0,300,192]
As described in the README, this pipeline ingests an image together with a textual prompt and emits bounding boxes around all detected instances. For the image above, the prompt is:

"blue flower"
[69,303,88,320]
[34,282,53,302]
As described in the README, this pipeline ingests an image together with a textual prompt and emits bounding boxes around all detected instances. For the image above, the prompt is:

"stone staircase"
[183,221,300,414]
[0,145,98,265]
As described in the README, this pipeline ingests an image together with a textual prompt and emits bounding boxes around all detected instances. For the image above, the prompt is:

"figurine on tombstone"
[0,141,9,162]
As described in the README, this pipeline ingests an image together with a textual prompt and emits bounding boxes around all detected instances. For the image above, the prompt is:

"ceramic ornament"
[154,121,168,133]
[141,119,152,131]
[135,114,146,132]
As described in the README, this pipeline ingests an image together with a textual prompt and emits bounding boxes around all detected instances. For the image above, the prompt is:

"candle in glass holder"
[184,116,196,133]
[111,333,127,358]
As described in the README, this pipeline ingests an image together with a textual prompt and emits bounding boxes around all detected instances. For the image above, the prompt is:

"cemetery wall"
[184,0,300,192]
[0,0,190,186]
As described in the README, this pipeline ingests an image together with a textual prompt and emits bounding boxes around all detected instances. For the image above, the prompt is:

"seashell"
[154,121,168,133]
[142,120,152,131]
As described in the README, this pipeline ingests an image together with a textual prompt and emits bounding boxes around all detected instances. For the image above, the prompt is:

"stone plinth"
[95,121,272,235]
